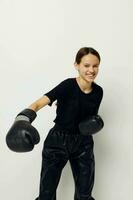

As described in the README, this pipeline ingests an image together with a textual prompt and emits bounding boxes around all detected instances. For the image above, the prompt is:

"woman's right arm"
[28,79,69,112]
[28,95,51,112]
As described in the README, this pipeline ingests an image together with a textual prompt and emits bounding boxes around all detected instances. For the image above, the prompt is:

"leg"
[70,135,95,200]
[36,128,68,200]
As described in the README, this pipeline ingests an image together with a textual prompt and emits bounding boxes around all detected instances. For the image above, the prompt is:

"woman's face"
[75,53,100,82]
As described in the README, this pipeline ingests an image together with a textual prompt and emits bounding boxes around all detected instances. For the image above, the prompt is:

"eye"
[94,65,99,68]
[84,64,90,68]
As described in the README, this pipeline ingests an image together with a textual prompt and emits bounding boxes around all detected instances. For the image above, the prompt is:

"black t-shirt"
[44,77,103,132]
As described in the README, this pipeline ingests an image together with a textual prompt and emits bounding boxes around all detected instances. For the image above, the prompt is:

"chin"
[80,75,96,83]
[85,77,95,82]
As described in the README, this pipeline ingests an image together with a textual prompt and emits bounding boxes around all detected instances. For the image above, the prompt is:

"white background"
[0,0,132,199]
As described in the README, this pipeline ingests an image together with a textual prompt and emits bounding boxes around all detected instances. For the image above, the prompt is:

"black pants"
[36,125,95,200]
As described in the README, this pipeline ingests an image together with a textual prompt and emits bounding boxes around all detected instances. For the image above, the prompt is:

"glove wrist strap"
[16,108,37,123]
[15,115,30,122]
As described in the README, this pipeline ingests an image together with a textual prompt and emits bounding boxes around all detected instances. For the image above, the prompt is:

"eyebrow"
[84,63,99,66]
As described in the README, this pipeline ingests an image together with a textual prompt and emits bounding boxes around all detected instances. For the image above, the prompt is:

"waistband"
[52,123,80,135]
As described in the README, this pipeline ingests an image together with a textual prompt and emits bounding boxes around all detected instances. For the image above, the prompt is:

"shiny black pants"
[36,125,95,200]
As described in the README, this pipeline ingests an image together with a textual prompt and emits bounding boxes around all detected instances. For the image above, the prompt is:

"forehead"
[81,54,100,64]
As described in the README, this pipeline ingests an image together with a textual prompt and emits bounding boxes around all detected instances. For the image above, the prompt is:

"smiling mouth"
[86,74,95,78]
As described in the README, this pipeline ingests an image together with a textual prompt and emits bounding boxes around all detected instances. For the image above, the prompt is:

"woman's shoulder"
[60,77,75,85]
[93,82,103,93]
[62,77,75,82]
[58,78,76,93]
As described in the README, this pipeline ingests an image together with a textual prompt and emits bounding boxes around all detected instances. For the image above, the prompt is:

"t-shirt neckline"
[74,77,94,95]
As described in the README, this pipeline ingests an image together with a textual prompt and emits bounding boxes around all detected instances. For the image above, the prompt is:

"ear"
[74,62,79,71]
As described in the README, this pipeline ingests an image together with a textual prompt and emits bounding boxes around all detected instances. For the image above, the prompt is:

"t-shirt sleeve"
[95,86,103,114]
[44,78,70,106]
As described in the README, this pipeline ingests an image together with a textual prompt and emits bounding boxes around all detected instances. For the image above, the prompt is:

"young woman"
[7,47,103,200]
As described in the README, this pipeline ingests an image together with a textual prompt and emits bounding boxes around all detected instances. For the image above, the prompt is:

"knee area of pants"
[39,189,55,200]
[76,193,94,200]
[78,197,94,200]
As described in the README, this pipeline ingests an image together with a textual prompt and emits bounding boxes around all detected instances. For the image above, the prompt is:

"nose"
[88,66,94,73]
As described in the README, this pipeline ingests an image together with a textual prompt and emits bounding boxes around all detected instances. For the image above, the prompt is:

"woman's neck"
[76,76,93,93]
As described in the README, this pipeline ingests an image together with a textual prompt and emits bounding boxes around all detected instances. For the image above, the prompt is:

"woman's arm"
[28,95,51,112]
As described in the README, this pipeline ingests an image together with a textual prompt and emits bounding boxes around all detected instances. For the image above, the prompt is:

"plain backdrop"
[0,0,132,200]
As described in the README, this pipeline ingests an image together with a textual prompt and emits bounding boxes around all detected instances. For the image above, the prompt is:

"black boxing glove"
[78,115,104,135]
[6,109,40,153]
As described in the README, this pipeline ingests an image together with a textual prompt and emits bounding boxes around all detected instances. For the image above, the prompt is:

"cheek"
[95,68,99,74]
[78,68,85,73]
[81,67,87,72]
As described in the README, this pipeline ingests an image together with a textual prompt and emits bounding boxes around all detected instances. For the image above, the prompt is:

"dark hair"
[75,47,101,64]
